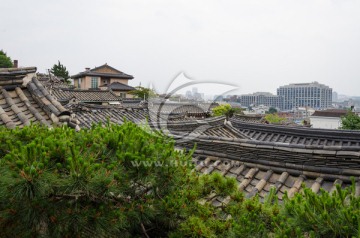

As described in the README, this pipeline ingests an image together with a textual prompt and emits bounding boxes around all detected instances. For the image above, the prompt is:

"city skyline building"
[277,82,332,110]
[239,92,284,109]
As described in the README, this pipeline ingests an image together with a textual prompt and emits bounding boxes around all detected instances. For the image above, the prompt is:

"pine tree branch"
[141,223,150,238]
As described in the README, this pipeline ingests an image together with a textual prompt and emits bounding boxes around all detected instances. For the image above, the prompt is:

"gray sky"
[1,0,360,96]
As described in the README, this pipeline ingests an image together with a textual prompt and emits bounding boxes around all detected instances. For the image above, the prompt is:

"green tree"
[212,103,242,120]
[341,111,360,130]
[129,86,156,100]
[50,61,70,82]
[0,122,195,237]
[1,122,360,237]
[266,107,277,114]
[0,50,13,68]
[264,113,286,124]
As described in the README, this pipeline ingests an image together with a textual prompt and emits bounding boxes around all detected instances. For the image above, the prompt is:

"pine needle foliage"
[50,60,70,82]
[1,122,360,237]
[0,50,13,68]
[0,122,196,237]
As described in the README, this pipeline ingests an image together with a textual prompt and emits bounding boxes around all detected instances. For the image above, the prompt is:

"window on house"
[120,93,126,98]
[91,77,98,88]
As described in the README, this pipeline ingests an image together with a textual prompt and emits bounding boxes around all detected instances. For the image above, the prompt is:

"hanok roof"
[108,82,135,91]
[67,103,148,128]
[312,109,348,118]
[0,67,79,130]
[71,64,134,80]
[170,119,360,199]
[229,117,360,146]
[193,155,360,202]
[50,88,122,103]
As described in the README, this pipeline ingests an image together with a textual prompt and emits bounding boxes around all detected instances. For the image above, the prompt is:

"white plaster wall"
[310,116,342,129]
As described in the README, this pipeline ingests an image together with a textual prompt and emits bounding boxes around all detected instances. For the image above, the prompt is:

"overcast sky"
[1,0,360,96]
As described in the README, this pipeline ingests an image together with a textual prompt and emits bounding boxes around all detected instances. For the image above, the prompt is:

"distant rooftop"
[241,92,277,96]
[71,63,134,80]
[279,81,331,89]
[311,109,348,118]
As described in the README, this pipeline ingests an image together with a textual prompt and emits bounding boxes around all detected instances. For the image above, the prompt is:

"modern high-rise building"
[239,92,284,109]
[277,82,332,110]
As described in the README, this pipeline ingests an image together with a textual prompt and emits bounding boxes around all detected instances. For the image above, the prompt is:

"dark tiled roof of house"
[71,64,134,79]
[193,155,360,202]
[312,109,348,117]
[39,75,75,89]
[232,114,263,123]
[149,102,217,115]
[50,88,122,103]
[229,117,360,147]
[67,103,148,128]
[173,124,360,200]
[108,82,135,91]
[0,67,79,130]
[40,77,122,103]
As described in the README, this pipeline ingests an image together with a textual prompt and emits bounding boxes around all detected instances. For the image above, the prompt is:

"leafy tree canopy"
[212,103,243,120]
[266,107,278,114]
[0,50,13,68]
[341,111,360,130]
[50,60,70,82]
[264,113,286,124]
[129,86,156,100]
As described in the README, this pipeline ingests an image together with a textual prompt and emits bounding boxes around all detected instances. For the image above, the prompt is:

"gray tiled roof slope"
[50,88,122,103]
[108,82,135,91]
[230,117,360,147]
[170,126,242,139]
[41,77,122,103]
[193,155,360,202]
[38,75,75,89]
[0,67,78,129]
[232,114,264,123]
[67,103,148,128]
[163,117,251,139]
[312,109,348,117]
[150,102,217,114]
[177,134,360,174]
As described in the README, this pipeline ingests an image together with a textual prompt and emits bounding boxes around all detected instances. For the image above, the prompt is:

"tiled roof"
[173,126,360,200]
[312,109,348,117]
[39,75,75,89]
[67,103,148,128]
[229,117,360,147]
[0,68,79,130]
[193,155,360,202]
[41,77,122,103]
[48,88,121,103]
[71,64,133,79]
[149,102,217,115]
[108,82,135,91]
[232,114,263,123]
